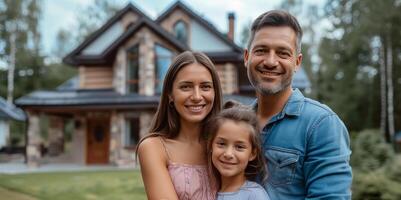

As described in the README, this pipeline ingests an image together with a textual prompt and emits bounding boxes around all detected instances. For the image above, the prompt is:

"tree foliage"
[319,0,401,132]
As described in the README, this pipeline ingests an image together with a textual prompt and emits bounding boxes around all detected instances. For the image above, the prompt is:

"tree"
[320,0,401,141]
[0,0,44,99]
[52,0,120,60]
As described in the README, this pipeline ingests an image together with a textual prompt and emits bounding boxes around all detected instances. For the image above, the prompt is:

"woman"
[137,51,222,200]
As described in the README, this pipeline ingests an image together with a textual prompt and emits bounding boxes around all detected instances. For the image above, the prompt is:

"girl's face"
[170,63,215,124]
[211,120,256,181]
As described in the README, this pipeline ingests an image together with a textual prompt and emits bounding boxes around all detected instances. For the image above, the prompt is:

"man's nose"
[263,52,279,67]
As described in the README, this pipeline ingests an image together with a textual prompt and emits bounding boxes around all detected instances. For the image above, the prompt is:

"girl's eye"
[216,142,225,147]
[235,145,246,151]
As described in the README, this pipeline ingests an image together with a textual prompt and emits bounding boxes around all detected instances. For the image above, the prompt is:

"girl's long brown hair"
[206,101,267,189]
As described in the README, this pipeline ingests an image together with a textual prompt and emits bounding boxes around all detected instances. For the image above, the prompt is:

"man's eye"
[278,51,290,57]
[254,49,265,54]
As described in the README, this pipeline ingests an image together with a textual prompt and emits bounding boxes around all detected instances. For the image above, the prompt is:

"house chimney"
[227,12,235,41]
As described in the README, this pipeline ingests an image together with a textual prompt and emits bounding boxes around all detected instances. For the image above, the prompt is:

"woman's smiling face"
[170,63,215,124]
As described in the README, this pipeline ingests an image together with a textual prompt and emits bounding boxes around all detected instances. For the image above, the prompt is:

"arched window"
[173,20,188,44]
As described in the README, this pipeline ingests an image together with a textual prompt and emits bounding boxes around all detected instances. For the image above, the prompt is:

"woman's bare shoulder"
[137,135,165,158]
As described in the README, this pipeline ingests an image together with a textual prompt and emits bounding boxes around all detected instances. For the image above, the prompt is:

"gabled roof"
[107,17,189,54]
[0,97,26,121]
[156,1,243,53]
[63,3,151,66]
[65,17,189,66]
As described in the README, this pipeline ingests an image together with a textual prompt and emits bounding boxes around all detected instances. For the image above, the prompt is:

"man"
[244,10,352,199]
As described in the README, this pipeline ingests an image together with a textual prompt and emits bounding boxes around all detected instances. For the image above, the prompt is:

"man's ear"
[244,49,249,68]
[295,53,303,72]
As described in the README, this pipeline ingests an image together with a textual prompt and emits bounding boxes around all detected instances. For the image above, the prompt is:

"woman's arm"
[138,137,179,200]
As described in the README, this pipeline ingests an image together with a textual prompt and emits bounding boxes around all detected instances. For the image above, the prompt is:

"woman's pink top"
[160,138,216,200]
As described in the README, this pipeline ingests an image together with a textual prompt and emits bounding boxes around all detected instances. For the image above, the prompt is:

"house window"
[127,45,139,93]
[173,20,188,44]
[155,44,174,93]
[125,118,140,147]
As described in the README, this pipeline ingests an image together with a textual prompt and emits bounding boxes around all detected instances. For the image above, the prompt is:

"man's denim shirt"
[253,89,352,200]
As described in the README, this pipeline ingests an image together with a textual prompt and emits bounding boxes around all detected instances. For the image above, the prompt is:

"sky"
[41,0,284,56]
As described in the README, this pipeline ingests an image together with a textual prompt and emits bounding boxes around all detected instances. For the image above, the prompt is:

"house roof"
[156,1,243,53]
[64,1,244,66]
[108,17,189,53]
[63,3,151,66]
[0,97,26,121]
[15,89,255,111]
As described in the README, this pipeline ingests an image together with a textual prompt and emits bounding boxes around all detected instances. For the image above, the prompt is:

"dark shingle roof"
[15,88,255,110]
[156,1,243,53]
[0,97,26,121]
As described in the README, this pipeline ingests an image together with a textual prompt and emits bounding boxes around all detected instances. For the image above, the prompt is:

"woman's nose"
[190,87,202,101]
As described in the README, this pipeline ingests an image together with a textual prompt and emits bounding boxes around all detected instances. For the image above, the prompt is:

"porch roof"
[15,89,255,110]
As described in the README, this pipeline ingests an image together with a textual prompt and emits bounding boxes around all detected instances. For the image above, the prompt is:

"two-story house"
[16,1,310,167]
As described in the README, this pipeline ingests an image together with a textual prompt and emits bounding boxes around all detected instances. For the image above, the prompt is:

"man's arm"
[303,114,352,199]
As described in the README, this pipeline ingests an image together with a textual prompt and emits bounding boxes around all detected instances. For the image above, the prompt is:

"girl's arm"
[138,137,179,200]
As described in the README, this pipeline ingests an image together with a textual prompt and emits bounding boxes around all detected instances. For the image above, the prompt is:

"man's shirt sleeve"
[303,114,352,199]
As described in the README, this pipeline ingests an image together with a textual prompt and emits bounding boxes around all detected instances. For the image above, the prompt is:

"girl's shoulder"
[242,181,270,200]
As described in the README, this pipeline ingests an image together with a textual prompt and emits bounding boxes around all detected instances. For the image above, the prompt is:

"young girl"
[207,102,270,200]
[137,51,222,200]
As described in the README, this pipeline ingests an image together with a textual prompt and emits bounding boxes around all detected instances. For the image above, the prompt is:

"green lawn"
[0,170,146,200]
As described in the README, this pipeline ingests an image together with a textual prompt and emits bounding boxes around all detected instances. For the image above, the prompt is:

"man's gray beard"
[251,78,292,96]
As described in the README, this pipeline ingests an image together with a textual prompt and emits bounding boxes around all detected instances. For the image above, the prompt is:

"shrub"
[351,129,394,172]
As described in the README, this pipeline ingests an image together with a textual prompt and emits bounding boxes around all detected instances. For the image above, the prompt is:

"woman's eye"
[180,85,191,90]
[201,85,212,90]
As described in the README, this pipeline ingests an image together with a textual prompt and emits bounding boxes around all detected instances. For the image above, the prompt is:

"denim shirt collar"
[251,88,305,123]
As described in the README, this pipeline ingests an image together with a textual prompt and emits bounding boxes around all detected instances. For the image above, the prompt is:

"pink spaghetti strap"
[159,137,172,161]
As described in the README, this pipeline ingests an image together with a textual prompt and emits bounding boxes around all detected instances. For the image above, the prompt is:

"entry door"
[86,118,110,164]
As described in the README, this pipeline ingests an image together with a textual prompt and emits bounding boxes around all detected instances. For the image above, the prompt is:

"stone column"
[26,111,42,167]
[109,111,123,165]
[72,115,86,164]
[139,29,155,96]
[48,116,64,156]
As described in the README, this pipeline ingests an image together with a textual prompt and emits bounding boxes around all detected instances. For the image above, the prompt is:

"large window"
[173,20,188,44]
[124,118,140,147]
[155,44,174,93]
[127,45,139,93]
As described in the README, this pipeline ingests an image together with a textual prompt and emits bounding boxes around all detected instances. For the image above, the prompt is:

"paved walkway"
[0,162,135,174]
[0,153,137,174]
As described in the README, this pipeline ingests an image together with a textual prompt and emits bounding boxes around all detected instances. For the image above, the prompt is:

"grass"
[0,170,146,200]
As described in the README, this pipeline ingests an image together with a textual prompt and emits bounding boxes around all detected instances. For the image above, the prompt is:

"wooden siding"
[79,66,113,89]
[216,63,238,94]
